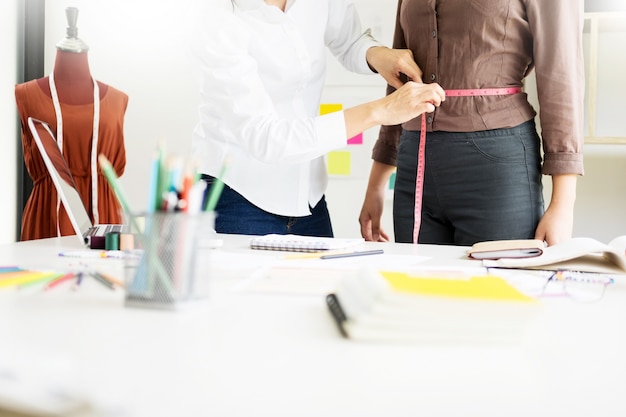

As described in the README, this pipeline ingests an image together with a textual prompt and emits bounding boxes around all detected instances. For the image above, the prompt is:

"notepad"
[249,234,365,252]
[467,239,545,260]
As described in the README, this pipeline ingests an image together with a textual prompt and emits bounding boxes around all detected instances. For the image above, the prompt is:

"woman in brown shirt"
[359,0,584,246]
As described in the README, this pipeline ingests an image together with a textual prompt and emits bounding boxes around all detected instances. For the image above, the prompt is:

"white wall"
[34,0,626,243]
[0,0,20,244]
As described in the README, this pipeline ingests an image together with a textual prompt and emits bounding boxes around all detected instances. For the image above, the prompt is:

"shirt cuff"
[541,152,584,176]
[316,110,348,150]
[355,30,384,75]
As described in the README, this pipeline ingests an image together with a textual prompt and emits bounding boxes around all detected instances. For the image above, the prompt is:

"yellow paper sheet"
[380,271,534,302]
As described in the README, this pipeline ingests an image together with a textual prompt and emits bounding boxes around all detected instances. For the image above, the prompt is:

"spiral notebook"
[249,234,365,253]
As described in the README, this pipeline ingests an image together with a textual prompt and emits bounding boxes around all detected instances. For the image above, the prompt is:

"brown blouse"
[373,0,585,176]
[15,80,128,240]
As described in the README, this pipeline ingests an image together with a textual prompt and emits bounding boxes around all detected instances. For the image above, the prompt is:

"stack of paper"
[327,269,540,344]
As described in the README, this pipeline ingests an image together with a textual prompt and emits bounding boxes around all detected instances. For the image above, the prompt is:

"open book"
[326,269,539,344]
[481,236,626,274]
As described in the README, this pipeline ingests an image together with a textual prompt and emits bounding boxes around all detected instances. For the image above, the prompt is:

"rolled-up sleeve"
[373,123,402,166]
[526,0,585,175]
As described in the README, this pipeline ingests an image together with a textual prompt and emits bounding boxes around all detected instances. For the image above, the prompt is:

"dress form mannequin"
[37,7,108,104]
[15,7,129,241]
[37,50,109,104]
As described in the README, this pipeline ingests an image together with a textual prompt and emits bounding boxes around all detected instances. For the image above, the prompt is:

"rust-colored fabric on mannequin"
[15,78,128,241]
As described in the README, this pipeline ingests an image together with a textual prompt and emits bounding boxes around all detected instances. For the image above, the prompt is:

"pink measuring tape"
[412,87,523,244]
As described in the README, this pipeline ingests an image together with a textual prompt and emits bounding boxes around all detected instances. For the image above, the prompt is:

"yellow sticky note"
[327,151,351,176]
[379,271,533,302]
[320,103,343,115]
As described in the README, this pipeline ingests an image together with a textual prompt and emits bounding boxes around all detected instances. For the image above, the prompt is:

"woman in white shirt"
[191,0,444,237]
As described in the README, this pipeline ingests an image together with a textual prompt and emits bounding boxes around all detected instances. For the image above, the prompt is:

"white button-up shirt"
[191,0,381,216]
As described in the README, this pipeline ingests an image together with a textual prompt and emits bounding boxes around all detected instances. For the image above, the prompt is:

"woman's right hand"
[359,161,396,242]
[359,185,390,242]
[374,81,445,127]
[343,81,445,139]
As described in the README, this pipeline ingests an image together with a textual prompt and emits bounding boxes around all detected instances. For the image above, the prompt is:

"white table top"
[1,235,625,417]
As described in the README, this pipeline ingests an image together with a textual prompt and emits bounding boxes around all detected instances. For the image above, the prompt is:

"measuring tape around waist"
[412,87,523,244]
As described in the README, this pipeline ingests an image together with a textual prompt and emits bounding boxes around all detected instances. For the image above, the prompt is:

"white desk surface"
[1,235,626,417]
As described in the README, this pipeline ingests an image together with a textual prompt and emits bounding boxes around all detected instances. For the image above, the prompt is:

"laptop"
[27,117,125,248]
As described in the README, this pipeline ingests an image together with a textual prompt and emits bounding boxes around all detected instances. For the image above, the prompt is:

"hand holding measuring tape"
[380,81,446,127]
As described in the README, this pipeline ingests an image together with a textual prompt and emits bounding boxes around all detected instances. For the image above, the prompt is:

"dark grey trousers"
[393,120,544,246]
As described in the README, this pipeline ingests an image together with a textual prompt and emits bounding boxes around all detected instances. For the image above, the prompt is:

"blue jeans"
[394,120,544,246]
[201,175,334,237]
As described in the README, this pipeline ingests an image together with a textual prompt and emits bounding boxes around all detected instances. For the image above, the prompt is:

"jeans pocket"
[468,136,527,164]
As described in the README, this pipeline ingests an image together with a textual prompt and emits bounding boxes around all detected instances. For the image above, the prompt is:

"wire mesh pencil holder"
[124,211,216,310]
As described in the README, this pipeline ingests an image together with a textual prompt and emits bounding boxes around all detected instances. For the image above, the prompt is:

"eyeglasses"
[540,270,614,303]
[486,267,615,303]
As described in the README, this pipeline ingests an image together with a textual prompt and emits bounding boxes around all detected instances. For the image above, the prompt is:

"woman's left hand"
[366,46,424,88]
